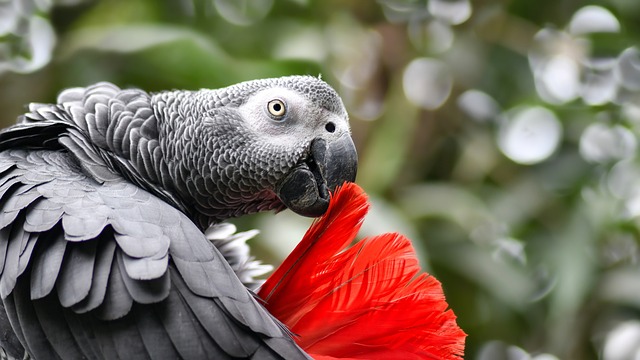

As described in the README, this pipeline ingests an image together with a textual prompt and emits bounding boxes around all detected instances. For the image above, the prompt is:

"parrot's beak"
[276,133,358,217]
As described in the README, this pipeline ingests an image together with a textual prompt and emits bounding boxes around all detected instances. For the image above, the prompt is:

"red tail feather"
[259,183,465,359]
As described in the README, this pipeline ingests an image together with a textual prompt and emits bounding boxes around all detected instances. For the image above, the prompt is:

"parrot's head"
[163,75,358,226]
[231,76,358,218]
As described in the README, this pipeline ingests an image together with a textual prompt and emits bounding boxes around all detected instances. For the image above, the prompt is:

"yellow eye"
[267,99,286,118]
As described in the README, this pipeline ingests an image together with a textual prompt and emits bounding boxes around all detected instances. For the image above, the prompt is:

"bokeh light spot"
[402,57,452,110]
[607,160,640,199]
[273,26,326,62]
[457,89,500,122]
[569,5,620,35]
[498,106,562,165]
[536,55,580,104]
[213,0,273,26]
[428,0,472,25]
[581,66,617,106]
[408,19,454,54]
[603,321,640,360]
[615,47,640,91]
[579,123,636,164]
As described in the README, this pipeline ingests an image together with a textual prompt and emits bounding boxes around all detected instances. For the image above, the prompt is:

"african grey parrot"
[0,76,357,359]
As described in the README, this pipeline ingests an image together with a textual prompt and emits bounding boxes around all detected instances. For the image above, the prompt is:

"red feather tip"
[258,182,466,360]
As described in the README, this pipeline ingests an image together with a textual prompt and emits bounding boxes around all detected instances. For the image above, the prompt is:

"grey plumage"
[6,77,354,228]
[0,76,358,359]
[205,224,272,291]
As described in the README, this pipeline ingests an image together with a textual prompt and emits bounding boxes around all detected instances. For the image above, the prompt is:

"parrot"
[258,182,466,359]
[0,76,358,359]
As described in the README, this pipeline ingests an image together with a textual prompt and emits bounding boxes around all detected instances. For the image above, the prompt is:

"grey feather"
[171,256,239,299]
[0,177,22,204]
[96,252,133,321]
[56,240,97,307]
[151,276,211,359]
[16,233,37,277]
[58,131,121,183]
[23,199,63,233]
[120,251,168,281]
[117,252,169,304]
[0,226,21,299]
[105,315,152,360]
[205,223,272,290]
[0,296,26,358]
[12,280,61,359]
[171,271,261,357]
[59,307,102,359]
[0,187,39,230]
[72,236,116,313]
[61,212,109,242]
[133,306,181,359]
[31,294,85,359]
[0,228,10,276]
[30,228,66,300]
[85,314,120,359]
[0,301,24,359]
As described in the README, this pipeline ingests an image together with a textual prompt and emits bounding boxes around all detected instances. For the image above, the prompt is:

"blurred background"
[2,0,640,358]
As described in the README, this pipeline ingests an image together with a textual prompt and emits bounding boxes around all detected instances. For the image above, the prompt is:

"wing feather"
[105,313,153,360]
[0,176,23,203]
[0,148,309,359]
[0,295,26,357]
[17,232,38,276]
[59,307,102,359]
[95,251,133,321]
[151,274,211,359]
[61,211,109,242]
[117,252,170,304]
[171,267,261,357]
[72,235,116,314]
[0,186,40,229]
[133,304,181,359]
[30,227,67,300]
[0,228,9,276]
[13,280,64,359]
[56,240,97,307]
[0,220,27,298]
[85,314,121,359]
[24,198,64,233]
[121,251,168,281]
[0,301,25,359]
[32,297,90,360]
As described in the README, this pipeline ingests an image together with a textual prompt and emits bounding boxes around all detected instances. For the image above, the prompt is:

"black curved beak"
[276,133,358,217]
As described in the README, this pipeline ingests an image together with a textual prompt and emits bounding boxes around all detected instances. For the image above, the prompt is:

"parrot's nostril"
[325,122,336,133]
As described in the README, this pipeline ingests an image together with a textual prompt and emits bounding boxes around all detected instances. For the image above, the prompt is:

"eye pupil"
[325,122,336,133]
[273,103,281,112]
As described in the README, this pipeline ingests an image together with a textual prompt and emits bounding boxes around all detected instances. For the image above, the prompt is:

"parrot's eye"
[267,99,287,119]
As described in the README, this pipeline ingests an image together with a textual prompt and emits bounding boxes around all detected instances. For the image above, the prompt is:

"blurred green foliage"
[3,0,640,358]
